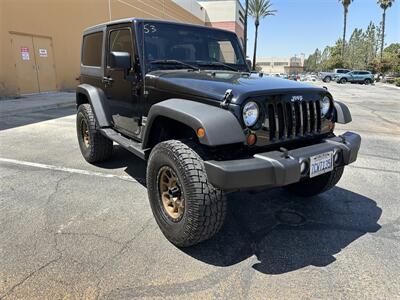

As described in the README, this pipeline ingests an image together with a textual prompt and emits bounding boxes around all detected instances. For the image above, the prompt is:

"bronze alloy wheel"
[80,119,90,147]
[158,166,185,221]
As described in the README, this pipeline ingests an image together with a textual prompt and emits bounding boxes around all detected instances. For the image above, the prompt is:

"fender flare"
[334,101,352,124]
[76,84,111,127]
[143,99,245,148]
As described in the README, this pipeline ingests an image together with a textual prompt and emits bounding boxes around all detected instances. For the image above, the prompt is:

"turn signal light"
[328,121,335,131]
[197,127,205,138]
[247,133,257,146]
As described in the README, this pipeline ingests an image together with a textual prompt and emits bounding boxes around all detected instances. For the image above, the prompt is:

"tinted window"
[108,29,133,67]
[82,32,103,67]
[109,29,132,53]
[142,22,246,72]
[360,71,369,75]
[208,40,238,64]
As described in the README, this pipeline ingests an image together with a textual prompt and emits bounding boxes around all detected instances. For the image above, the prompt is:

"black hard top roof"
[83,18,234,35]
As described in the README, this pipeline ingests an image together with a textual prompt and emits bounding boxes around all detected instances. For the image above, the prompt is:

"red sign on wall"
[21,47,30,61]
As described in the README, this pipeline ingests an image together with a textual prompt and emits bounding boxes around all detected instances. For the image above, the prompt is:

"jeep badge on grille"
[291,95,303,102]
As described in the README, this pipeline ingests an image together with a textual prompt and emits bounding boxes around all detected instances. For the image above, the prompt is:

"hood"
[145,70,329,104]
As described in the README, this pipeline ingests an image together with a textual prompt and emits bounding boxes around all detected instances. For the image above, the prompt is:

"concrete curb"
[375,83,400,90]
[0,101,75,117]
[0,92,75,116]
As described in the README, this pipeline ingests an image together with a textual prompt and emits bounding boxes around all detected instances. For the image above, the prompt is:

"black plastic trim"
[76,84,111,128]
[204,131,361,190]
[143,99,245,148]
[334,101,352,124]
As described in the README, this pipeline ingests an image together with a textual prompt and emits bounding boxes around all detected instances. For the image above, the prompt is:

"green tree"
[364,22,377,66]
[339,0,354,58]
[347,28,365,69]
[325,40,345,70]
[384,43,400,72]
[377,0,396,61]
[249,0,276,70]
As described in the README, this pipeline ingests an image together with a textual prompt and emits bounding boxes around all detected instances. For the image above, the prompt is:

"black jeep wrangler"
[76,19,361,247]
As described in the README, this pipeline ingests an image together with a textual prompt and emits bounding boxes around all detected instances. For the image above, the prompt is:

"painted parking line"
[0,157,138,182]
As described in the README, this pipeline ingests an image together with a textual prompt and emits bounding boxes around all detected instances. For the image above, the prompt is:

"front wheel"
[324,76,331,83]
[364,78,372,85]
[146,140,226,247]
[284,167,344,197]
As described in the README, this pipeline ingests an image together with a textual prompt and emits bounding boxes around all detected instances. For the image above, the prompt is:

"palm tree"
[378,0,395,61]
[339,0,353,59]
[249,0,276,70]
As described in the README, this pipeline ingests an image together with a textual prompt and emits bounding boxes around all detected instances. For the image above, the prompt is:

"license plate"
[309,151,333,178]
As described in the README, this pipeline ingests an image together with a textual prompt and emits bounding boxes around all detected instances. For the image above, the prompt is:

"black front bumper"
[204,131,361,190]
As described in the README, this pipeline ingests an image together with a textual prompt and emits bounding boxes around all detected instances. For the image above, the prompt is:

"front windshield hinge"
[221,89,233,109]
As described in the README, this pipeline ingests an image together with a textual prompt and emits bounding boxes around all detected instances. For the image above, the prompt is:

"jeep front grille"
[265,100,322,141]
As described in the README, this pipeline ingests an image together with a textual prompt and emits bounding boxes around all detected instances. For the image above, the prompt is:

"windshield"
[140,22,248,73]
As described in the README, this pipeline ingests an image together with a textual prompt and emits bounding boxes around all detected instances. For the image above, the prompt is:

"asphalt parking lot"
[1,82,399,299]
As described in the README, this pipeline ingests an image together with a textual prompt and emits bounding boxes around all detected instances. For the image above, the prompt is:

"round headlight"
[243,101,259,127]
[321,96,331,117]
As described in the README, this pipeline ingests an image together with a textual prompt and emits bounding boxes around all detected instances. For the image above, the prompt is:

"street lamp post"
[244,0,248,56]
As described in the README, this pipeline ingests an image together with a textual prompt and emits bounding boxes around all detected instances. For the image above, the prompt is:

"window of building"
[274,62,289,66]
[82,32,103,67]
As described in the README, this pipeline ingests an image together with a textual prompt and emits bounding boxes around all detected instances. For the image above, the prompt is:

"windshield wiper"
[149,60,199,71]
[196,61,239,72]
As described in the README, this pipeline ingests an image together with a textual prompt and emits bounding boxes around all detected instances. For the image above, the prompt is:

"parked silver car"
[336,70,374,85]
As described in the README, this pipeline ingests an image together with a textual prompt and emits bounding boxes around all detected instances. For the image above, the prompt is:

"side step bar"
[100,128,146,160]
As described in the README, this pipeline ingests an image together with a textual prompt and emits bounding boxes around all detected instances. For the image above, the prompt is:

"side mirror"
[109,51,131,70]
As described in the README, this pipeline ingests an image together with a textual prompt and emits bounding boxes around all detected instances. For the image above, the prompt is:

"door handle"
[102,77,114,85]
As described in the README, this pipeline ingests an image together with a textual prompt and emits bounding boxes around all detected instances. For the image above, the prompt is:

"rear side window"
[82,32,103,67]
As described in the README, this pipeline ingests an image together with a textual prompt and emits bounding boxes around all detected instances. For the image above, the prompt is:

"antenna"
[142,21,146,97]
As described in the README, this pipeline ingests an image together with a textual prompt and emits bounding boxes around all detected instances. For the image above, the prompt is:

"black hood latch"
[221,89,233,109]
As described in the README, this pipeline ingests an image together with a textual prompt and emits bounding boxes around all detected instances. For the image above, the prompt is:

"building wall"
[172,0,206,21]
[0,0,203,97]
[198,0,244,42]
[257,54,305,74]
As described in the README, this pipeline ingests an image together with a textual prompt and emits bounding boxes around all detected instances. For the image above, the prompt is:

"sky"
[241,0,400,58]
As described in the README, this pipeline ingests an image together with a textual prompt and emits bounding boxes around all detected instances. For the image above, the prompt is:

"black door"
[104,25,140,138]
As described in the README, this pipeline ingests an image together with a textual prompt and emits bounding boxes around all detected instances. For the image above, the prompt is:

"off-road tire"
[76,104,113,163]
[340,78,347,84]
[146,140,226,247]
[284,166,344,197]
[324,76,331,83]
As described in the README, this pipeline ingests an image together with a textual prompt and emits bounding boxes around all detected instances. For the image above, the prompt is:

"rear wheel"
[76,104,113,163]
[324,76,331,83]
[284,167,344,197]
[340,78,347,84]
[146,140,226,247]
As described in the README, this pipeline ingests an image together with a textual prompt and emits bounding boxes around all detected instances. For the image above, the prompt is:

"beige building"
[0,0,243,98]
[198,0,245,44]
[257,54,305,74]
